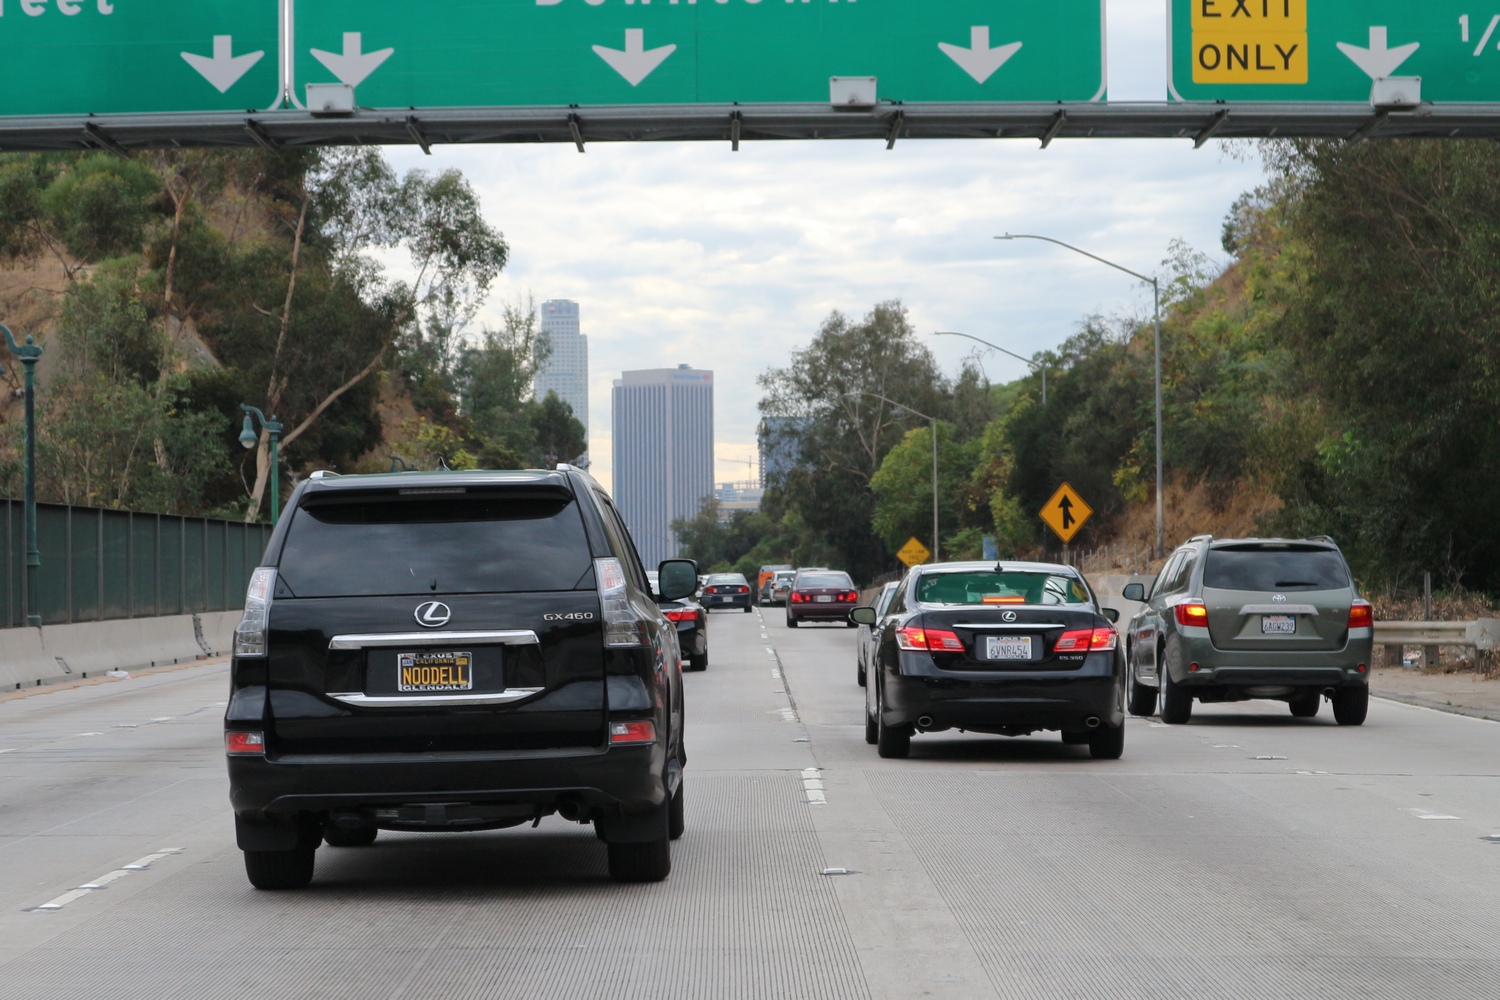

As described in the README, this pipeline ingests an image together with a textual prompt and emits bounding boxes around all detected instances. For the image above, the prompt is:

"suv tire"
[1332,686,1369,726]
[1159,659,1192,725]
[1088,724,1125,760]
[244,846,316,890]
[875,684,911,759]
[1289,691,1321,718]
[1128,670,1157,717]
[607,836,671,883]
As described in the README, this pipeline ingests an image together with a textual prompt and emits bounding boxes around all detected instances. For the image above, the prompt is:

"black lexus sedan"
[852,561,1127,761]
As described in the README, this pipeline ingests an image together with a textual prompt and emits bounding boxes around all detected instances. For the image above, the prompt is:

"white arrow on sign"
[593,29,676,87]
[181,36,264,94]
[938,26,1023,85]
[311,32,395,89]
[1336,26,1420,81]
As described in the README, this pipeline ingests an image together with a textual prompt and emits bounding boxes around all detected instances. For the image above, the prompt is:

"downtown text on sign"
[1170,0,1500,101]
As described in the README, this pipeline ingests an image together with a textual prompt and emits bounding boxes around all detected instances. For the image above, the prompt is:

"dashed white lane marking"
[770,668,781,679]
[802,767,827,806]
[35,849,182,911]
[777,707,798,724]
[150,717,172,723]
[1407,809,1461,821]
[75,732,103,738]
[0,749,15,754]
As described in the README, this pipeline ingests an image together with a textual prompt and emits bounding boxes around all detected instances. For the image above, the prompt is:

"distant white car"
[767,570,797,606]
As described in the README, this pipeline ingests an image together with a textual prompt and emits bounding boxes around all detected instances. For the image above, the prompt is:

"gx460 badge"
[544,612,596,621]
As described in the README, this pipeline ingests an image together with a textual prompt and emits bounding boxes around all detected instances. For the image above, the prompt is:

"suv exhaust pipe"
[917,716,934,729]
[1085,716,1101,729]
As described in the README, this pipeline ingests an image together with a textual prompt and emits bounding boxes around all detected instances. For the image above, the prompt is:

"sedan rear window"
[1202,546,1349,592]
[277,496,592,597]
[797,572,853,589]
[917,571,1089,606]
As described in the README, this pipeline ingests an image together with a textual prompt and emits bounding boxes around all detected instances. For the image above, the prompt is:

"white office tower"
[612,365,715,568]
[533,300,589,438]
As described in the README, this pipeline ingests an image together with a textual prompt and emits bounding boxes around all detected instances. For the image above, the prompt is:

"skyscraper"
[533,300,589,439]
[612,365,714,568]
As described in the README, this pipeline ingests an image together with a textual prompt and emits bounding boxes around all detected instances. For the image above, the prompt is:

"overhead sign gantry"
[2,1,1499,153]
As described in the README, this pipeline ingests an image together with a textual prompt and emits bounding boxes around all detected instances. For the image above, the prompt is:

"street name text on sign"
[292,0,1106,110]
[897,538,932,569]
[1170,0,1500,101]
[0,0,278,116]
[1040,483,1092,546]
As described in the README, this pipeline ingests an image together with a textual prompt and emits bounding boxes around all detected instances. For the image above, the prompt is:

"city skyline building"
[533,299,589,442]
[612,365,715,568]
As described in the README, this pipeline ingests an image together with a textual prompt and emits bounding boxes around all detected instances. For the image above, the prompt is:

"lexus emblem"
[415,601,451,628]
[1002,611,1018,622]
[1272,594,1287,603]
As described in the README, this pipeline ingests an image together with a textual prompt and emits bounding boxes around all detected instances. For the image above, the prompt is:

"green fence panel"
[159,517,182,617]
[183,518,205,614]
[129,514,158,618]
[102,511,129,619]
[35,505,68,625]
[69,507,100,623]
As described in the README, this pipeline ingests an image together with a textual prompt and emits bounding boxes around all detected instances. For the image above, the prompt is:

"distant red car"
[786,570,859,628]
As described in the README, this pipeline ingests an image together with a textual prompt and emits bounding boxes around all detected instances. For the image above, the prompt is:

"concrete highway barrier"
[0,611,240,691]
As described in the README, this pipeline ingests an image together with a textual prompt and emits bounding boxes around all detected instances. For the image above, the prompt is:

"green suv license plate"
[984,637,1033,660]
[397,651,475,692]
[1260,616,1296,635]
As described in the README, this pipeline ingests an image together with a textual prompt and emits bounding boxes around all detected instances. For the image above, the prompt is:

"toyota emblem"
[1002,610,1018,622]
[415,601,451,627]
[1272,594,1287,603]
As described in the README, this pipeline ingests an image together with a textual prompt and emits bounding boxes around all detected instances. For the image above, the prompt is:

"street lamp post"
[239,405,285,525]
[933,330,1050,405]
[996,233,1165,559]
[846,390,940,563]
[2,325,43,627]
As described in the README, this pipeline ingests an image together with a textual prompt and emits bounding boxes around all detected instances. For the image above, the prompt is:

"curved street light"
[845,390,939,563]
[933,330,1050,405]
[239,405,285,525]
[996,233,1165,559]
[2,324,43,626]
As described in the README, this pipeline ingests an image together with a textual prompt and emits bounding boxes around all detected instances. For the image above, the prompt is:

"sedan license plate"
[397,651,474,692]
[1261,615,1297,635]
[816,595,833,603]
[984,636,1033,660]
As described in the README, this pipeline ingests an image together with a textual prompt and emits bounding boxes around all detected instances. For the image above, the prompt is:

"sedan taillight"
[896,626,965,652]
[664,609,698,623]
[1054,627,1118,652]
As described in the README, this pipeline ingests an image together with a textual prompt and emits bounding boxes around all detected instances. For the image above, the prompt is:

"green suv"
[1122,536,1373,726]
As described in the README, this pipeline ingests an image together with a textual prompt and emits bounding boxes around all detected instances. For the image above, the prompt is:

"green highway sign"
[1170,0,1500,102]
[0,1,279,117]
[292,0,1106,110]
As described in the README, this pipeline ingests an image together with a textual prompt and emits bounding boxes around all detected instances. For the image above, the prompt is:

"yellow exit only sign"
[1192,0,1308,84]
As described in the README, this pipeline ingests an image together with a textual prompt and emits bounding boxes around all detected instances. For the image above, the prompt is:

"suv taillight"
[598,557,648,647]
[234,567,276,657]
[1348,600,1373,629]
[1174,600,1209,627]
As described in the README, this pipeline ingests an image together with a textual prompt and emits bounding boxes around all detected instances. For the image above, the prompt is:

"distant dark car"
[786,570,859,627]
[854,561,1127,760]
[702,573,754,612]
[649,570,707,671]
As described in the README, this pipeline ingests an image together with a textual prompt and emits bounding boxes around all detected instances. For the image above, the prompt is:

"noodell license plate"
[985,636,1034,660]
[397,651,474,692]
[1261,615,1296,635]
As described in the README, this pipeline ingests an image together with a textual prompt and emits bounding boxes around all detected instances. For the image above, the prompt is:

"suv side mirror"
[849,607,878,626]
[657,559,698,601]
[1121,583,1145,602]
[1101,607,1120,624]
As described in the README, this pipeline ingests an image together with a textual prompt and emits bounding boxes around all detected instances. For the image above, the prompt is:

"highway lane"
[0,611,1498,998]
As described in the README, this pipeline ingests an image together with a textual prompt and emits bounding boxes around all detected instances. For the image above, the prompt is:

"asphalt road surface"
[3,610,1500,999]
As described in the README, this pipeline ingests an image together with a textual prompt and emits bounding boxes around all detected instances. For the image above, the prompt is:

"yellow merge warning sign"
[1192,0,1307,85]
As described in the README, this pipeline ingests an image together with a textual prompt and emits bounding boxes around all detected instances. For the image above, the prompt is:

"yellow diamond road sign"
[896,537,931,568]
[1040,483,1093,544]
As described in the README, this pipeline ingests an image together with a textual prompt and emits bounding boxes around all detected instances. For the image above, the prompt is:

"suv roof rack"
[1187,534,1213,544]
[308,470,340,480]
[1305,535,1337,544]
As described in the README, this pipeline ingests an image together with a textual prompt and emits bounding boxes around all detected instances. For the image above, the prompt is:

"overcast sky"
[381,0,1268,493]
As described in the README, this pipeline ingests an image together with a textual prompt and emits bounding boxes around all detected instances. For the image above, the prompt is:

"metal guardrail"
[1374,619,1500,668]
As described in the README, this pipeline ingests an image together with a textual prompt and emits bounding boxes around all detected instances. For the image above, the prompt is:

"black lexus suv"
[224,466,698,889]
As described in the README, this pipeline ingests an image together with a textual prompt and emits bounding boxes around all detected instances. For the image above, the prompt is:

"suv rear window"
[1202,546,1349,592]
[917,571,1089,606]
[797,572,853,589]
[277,495,592,597]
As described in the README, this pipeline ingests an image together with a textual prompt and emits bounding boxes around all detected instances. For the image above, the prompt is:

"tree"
[869,423,977,555]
